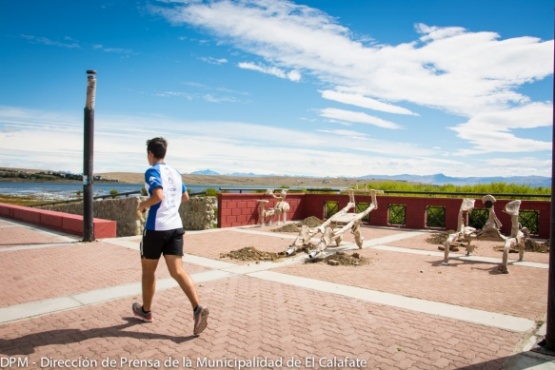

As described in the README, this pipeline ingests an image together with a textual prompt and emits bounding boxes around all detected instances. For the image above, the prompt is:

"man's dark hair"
[146,137,168,159]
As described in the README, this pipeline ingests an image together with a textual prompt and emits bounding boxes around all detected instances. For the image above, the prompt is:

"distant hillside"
[186,169,551,188]
[3,166,550,188]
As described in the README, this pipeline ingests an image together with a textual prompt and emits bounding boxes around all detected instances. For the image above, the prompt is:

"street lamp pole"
[83,70,96,242]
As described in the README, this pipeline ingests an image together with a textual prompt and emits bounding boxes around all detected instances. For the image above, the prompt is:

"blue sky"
[0,0,553,178]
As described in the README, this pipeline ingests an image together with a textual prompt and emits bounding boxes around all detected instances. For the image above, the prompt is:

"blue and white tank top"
[144,163,187,231]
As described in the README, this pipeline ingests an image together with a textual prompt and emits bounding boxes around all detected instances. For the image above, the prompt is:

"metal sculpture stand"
[286,189,382,259]
[442,195,528,274]
[257,189,291,226]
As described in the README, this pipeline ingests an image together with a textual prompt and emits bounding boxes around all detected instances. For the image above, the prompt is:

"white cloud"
[450,102,552,155]
[200,56,228,64]
[321,90,417,116]
[238,62,301,82]
[21,34,80,48]
[477,157,552,178]
[153,90,240,103]
[5,1,552,179]
[320,108,402,129]
[0,106,549,177]
[202,94,239,103]
[0,106,439,176]
[317,129,370,140]
[93,44,134,56]
[154,91,194,100]
[150,0,553,159]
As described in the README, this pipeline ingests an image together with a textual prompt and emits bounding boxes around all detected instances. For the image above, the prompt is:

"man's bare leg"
[164,254,199,308]
[141,258,159,312]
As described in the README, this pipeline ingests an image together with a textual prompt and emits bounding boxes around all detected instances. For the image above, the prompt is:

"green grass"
[0,194,47,206]
[355,181,550,199]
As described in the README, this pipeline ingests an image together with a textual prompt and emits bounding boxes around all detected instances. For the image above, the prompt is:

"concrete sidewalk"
[0,216,554,369]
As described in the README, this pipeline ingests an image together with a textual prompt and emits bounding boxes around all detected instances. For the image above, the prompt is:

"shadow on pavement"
[0,317,196,355]
[456,350,555,370]
[0,241,78,247]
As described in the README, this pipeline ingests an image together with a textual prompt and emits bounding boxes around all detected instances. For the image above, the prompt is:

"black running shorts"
[141,228,185,259]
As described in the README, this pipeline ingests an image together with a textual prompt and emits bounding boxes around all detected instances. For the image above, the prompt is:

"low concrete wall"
[42,197,143,237]
[41,195,217,237]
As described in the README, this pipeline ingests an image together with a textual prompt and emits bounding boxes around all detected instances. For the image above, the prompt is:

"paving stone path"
[0,217,554,369]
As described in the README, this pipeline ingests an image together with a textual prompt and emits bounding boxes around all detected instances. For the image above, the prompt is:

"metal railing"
[31,190,142,208]
[31,190,208,208]
[218,187,268,194]
[218,187,550,199]
[219,187,343,193]
[381,190,551,199]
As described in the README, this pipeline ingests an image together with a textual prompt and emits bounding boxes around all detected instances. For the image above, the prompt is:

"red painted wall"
[217,193,304,228]
[217,193,551,239]
[0,203,117,238]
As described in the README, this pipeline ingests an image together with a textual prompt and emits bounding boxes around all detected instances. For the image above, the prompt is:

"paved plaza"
[1,216,555,369]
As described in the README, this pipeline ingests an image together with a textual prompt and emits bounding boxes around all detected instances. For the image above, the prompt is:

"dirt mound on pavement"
[306,251,370,266]
[494,239,550,254]
[220,246,285,262]
[426,231,453,245]
[525,239,549,253]
[272,223,300,233]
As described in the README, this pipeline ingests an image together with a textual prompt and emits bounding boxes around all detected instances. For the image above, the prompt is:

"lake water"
[0,182,288,200]
[0,182,216,200]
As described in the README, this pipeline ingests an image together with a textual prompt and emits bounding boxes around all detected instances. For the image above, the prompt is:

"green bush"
[205,188,218,197]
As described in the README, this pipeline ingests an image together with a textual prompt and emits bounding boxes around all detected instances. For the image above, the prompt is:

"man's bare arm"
[139,187,164,212]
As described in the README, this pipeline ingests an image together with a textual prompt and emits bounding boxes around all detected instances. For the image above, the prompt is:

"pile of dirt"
[426,231,453,245]
[526,239,550,253]
[271,216,324,233]
[428,231,461,252]
[494,239,550,254]
[437,244,460,252]
[306,251,370,267]
[301,216,324,228]
[219,246,285,262]
[272,223,300,233]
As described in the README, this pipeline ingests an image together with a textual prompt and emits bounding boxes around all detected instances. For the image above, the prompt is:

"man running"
[132,137,209,336]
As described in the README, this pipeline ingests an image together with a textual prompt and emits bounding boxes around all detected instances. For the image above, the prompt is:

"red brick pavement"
[0,218,552,369]
[275,247,548,321]
[0,275,523,370]
[0,218,76,246]
[0,241,210,308]
[386,231,550,264]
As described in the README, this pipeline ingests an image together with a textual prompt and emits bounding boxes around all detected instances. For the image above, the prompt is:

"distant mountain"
[189,170,277,177]
[189,169,220,176]
[360,173,551,187]
[228,172,267,177]
[189,170,266,177]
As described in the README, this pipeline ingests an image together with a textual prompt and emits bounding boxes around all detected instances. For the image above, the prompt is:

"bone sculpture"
[499,199,527,274]
[286,189,381,259]
[441,198,477,264]
[442,195,527,274]
[257,189,290,226]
